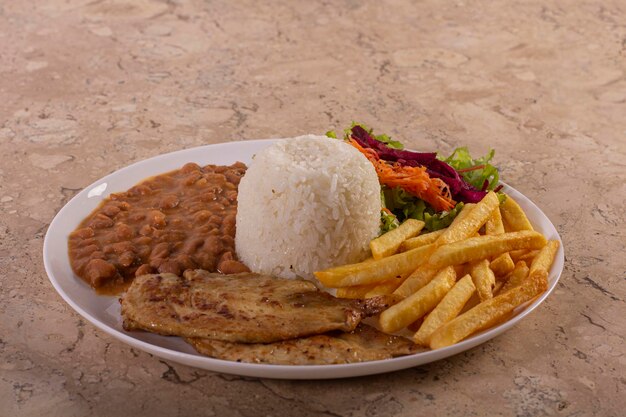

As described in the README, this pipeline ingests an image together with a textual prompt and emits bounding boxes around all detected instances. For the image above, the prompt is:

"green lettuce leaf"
[381,186,464,232]
[444,147,499,191]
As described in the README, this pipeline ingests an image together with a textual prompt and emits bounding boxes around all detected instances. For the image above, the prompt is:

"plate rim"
[43,139,565,379]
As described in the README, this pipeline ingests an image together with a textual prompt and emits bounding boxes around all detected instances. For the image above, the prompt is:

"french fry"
[413,274,476,346]
[365,277,406,297]
[314,243,434,288]
[370,219,425,260]
[437,193,499,245]
[470,259,496,301]
[429,231,547,269]
[492,280,504,296]
[429,276,541,349]
[400,229,445,252]
[485,204,505,235]
[509,249,529,262]
[393,202,479,298]
[500,196,534,232]
[380,267,456,333]
[335,283,378,299]
[499,261,529,294]
[393,263,439,298]
[527,240,560,293]
[517,249,540,264]
[485,204,515,276]
[490,252,516,277]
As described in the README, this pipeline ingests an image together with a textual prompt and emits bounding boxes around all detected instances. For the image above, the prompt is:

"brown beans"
[68,162,249,292]
[85,259,117,287]
[72,227,95,239]
[101,205,121,217]
[158,194,179,209]
[135,264,153,276]
[115,223,133,240]
[89,214,114,229]
[148,210,167,228]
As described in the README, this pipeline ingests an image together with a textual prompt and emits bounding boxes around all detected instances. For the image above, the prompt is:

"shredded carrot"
[349,138,455,211]
[456,164,485,173]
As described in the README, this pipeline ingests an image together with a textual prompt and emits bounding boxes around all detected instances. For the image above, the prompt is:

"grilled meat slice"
[121,270,395,343]
[186,324,421,365]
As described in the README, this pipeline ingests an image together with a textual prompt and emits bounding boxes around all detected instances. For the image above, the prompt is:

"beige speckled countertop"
[1,1,625,416]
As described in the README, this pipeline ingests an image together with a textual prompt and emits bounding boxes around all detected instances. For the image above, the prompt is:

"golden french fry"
[413,274,476,346]
[364,277,406,297]
[380,267,456,333]
[500,196,534,232]
[393,263,439,298]
[509,249,527,260]
[400,229,445,252]
[485,203,505,235]
[490,252,515,277]
[335,283,378,299]
[517,249,540,263]
[437,193,499,245]
[485,207,515,276]
[393,202,478,298]
[500,261,529,294]
[429,277,541,349]
[370,219,425,260]
[470,259,496,301]
[492,281,504,296]
[314,243,434,288]
[400,203,474,252]
[528,240,560,293]
[429,231,547,269]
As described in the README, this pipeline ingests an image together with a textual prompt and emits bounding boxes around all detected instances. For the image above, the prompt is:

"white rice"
[235,135,381,280]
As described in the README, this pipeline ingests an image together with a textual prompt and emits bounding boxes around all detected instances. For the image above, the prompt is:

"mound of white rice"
[235,135,381,280]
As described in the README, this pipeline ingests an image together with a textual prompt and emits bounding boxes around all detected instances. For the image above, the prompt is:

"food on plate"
[413,274,476,346]
[485,202,506,235]
[469,259,496,301]
[336,124,501,234]
[490,252,516,277]
[500,196,534,231]
[186,324,421,365]
[428,269,542,349]
[364,278,405,297]
[379,266,456,333]
[499,260,530,294]
[528,240,560,292]
[121,270,394,343]
[369,219,424,260]
[65,121,560,365]
[318,140,559,349]
[235,135,381,279]
[68,162,249,292]
[399,229,445,252]
[314,243,434,287]
[335,282,379,299]
[428,231,547,268]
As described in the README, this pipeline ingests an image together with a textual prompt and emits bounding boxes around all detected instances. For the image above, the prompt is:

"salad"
[327,123,503,233]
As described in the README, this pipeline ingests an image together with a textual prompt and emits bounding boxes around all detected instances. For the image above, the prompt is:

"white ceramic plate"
[43,139,564,379]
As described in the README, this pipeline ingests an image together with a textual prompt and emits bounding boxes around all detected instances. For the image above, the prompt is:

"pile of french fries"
[315,191,559,350]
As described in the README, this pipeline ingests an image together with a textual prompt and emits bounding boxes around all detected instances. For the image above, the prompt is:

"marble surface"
[1,0,625,416]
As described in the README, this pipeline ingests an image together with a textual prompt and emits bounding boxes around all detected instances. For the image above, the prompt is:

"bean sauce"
[68,162,250,294]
